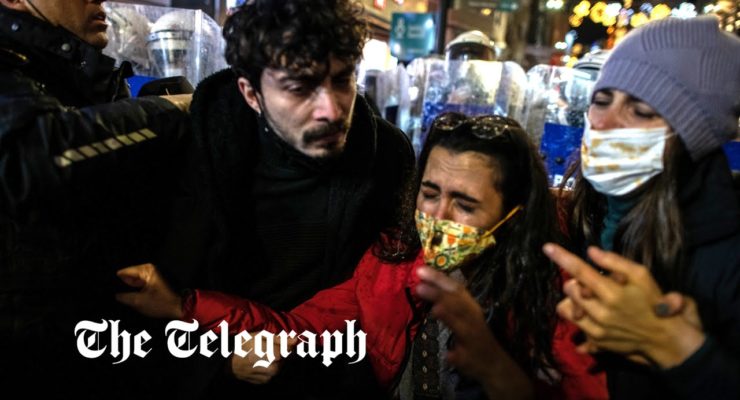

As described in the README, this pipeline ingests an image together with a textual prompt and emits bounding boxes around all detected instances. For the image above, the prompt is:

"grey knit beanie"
[594,16,740,160]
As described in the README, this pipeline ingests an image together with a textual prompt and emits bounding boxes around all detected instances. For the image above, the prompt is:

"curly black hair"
[223,0,368,91]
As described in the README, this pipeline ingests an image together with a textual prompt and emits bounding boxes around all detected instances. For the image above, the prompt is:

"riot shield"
[413,58,527,155]
[104,2,227,94]
[523,65,597,187]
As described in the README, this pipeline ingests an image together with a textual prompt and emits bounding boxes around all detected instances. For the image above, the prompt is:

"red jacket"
[183,248,607,399]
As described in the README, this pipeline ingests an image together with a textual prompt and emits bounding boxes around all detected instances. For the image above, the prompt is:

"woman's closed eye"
[420,190,439,201]
[456,201,475,214]
[591,98,611,107]
[633,104,659,119]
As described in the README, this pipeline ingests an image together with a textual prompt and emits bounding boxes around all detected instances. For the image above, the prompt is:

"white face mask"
[581,119,671,197]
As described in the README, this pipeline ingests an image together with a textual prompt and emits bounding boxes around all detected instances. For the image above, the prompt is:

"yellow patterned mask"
[415,206,523,271]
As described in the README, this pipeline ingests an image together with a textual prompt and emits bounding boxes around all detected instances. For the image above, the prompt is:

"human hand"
[115,263,184,320]
[573,292,703,365]
[569,270,700,365]
[229,334,299,385]
[416,266,533,399]
[160,94,192,112]
[545,244,705,368]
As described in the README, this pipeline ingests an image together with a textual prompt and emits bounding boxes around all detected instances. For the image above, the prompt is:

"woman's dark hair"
[223,0,367,91]
[560,135,692,290]
[378,112,562,380]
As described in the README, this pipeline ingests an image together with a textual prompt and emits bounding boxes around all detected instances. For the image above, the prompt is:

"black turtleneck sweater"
[249,117,333,310]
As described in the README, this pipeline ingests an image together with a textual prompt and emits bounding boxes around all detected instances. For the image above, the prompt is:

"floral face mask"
[415,205,522,271]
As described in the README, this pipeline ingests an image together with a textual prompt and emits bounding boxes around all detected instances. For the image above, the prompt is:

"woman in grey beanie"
[543,15,740,400]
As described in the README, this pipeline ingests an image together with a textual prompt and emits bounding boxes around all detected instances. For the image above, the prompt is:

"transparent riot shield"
[359,69,400,120]
[523,65,596,188]
[357,40,403,125]
[374,64,410,131]
[104,2,227,92]
[402,56,436,155]
[415,59,527,155]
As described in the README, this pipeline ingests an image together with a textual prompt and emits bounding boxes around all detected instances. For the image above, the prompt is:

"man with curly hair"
[159,0,415,398]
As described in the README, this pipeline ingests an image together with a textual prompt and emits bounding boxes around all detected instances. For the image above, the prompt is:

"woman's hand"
[416,266,533,400]
[116,263,184,320]
[544,243,705,368]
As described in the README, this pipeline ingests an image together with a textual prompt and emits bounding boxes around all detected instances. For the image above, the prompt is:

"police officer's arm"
[0,85,189,216]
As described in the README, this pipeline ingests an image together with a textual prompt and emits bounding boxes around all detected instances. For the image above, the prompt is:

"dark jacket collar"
[0,7,126,104]
[190,68,378,191]
[0,7,115,76]
[679,150,740,247]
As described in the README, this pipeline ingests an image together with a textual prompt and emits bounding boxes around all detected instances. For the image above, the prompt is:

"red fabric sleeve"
[182,268,362,337]
[552,318,608,399]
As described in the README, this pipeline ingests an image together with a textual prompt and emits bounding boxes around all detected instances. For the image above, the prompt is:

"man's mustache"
[303,120,348,144]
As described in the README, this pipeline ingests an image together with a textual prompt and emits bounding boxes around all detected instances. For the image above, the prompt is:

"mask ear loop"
[483,205,523,244]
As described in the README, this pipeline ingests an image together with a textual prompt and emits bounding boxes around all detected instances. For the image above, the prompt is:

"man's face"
[251,56,358,159]
[24,0,109,49]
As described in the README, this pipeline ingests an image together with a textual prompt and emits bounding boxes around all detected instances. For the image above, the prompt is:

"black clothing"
[162,69,415,399]
[0,8,189,398]
[605,151,740,400]
[250,116,331,309]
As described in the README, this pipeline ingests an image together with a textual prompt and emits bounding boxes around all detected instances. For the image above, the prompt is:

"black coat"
[0,8,189,398]
[606,151,740,400]
[160,69,416,399]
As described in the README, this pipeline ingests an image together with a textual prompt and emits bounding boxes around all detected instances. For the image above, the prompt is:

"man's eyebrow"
[274,63,355,84]
[276,73,318,84]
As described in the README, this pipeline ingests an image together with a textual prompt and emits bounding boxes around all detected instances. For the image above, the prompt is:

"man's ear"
[237,77,262,115]
[0,0,30,12]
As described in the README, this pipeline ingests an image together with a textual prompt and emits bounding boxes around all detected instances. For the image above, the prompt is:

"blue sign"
[126,75,157,98]
[540,123,584,188]
[390,13,436,62]
[724,141,740,172]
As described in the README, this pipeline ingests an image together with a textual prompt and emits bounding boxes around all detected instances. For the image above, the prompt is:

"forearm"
[0,96,187,214]
[183,289,312,334]
[184,275,361,337]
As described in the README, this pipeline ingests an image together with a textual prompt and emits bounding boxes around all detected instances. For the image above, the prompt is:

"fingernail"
[563,281,575,296]
[543,243,555,256]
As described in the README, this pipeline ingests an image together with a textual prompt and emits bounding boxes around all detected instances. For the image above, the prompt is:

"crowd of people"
[1,0,738,399]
